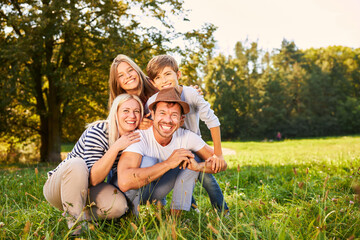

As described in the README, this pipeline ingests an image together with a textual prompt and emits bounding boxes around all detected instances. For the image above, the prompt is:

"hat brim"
[149,100,189,114]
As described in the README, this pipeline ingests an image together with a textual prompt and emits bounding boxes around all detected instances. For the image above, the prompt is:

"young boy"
[144,55,229,213]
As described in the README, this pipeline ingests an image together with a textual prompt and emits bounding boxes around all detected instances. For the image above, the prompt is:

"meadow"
[1,136,359,239]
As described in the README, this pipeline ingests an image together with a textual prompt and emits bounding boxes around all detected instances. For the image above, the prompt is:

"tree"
[1,0,207,162]
[302,46,360,135]
[204,53,250,139]
[179,23,217,87]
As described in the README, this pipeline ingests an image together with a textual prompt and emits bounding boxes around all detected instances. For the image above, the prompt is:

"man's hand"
[166,148,194,169]
[206,154,226,173]
[138,113,153,130]
[114,131,140,151]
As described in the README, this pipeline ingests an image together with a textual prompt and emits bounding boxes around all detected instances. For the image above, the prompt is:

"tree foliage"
[1,0,359,162]
[203,40,360,140]
[0,0,210,162]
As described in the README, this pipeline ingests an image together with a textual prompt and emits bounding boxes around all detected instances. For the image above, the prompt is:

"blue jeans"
[191,153,229,212]
[111,156,198,215]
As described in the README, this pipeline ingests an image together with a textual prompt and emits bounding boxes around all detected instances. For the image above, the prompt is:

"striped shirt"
[47,121,121,177]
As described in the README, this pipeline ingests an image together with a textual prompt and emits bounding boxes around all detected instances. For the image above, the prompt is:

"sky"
[175,0,360,56]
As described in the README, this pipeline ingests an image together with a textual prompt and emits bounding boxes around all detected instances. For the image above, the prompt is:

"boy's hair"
[146,55,179,80]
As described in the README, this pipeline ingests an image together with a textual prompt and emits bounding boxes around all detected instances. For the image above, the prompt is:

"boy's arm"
[189,87,224,171]
[186,145,227,173]
[210,126,222,156]
[209,126,226,172]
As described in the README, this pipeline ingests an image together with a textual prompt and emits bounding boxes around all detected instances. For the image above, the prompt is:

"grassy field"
[1,136,360,239]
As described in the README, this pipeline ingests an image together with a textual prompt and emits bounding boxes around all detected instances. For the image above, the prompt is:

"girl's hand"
[114,131,140,151]
[138,113,153,130]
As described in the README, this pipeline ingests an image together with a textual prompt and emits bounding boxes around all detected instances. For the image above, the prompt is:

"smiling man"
[116,87,227,214]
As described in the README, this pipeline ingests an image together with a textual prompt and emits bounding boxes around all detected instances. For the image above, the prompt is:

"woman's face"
[116,62,140,94]
[117,98,141,134]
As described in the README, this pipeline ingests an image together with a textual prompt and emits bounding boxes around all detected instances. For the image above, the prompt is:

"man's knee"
[178,169,199,183]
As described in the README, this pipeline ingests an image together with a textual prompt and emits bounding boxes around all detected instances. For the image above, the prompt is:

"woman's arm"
[89,131,140,186]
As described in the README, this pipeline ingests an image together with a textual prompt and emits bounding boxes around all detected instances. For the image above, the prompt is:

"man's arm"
[117,149,194,192]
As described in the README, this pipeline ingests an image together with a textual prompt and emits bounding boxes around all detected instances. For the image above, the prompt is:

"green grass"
[61,143,74,153]
[1,136,360,239]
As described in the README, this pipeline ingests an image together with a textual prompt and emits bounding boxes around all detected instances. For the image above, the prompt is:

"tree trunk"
[47,75,62,163]
[30,57,52,163]
[33,62,62,163]
[47,105,61,163]
[39,114,49,162]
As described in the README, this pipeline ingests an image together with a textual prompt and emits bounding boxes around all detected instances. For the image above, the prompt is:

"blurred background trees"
[200,41,360,140]
[1,1,359,163]
[0,0,214,162]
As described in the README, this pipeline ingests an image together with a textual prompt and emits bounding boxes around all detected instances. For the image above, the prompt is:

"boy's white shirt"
[145,86,220,136]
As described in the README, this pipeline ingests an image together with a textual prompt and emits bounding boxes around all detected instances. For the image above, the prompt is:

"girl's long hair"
[108,54,158,110]
[87,94,143,147]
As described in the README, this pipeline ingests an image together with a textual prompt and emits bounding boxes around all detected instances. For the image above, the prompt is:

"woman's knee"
[90,183,128,219]
[109,191,129,218]
[63,158,89,179]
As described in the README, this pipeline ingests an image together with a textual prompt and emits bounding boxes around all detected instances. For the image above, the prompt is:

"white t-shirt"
[124,127,206,161]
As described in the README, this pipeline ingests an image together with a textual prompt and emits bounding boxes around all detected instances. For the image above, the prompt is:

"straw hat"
[148,87,189,114]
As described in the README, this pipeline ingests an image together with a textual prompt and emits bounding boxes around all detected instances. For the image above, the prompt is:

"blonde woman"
[43,94,143,234]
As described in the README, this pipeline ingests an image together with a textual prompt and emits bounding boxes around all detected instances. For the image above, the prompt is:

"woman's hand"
[114,131,140,151]
[138,113,153,130]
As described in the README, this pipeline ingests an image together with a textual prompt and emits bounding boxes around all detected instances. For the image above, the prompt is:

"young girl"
[108,54,158,108]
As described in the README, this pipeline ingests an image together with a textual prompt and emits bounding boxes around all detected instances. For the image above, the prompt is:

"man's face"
[152,102,183,142]
[151,66,181,90]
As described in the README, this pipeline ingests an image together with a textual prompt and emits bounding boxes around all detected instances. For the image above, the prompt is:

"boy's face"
[151,66,181,90]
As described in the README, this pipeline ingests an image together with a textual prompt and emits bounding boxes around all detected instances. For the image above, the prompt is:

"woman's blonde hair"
[108,54,158,110]
[88,94,143,147]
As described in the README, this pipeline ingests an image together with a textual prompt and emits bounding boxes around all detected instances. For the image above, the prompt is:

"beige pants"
[43,157,128,225]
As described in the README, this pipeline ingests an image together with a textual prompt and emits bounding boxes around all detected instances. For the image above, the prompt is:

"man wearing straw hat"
[115,87,227,214]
